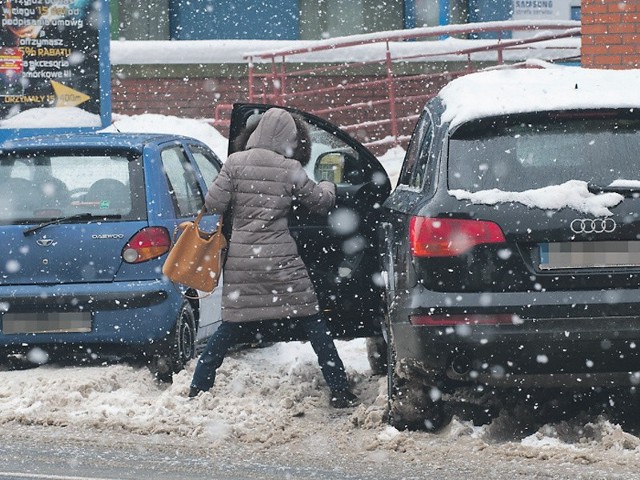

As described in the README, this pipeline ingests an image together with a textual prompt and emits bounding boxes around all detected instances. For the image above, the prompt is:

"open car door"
[229,103,392,339]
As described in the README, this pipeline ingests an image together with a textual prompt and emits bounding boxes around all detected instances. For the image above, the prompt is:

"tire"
[386,331,449,432]
[367,294,390,375]
[148,301,196,383]
[366,336,388,375]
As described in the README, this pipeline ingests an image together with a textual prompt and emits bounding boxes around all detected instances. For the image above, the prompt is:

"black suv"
[228,68,640,430]
[378,67,640,430]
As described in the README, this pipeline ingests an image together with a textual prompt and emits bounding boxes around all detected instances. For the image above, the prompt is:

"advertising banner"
[0,0,109,134]
[511,0,578,38]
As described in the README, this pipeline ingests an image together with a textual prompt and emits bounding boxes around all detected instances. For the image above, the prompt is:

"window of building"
[571,5,581,21]
[415,0,441,27]
[296,0,403,40]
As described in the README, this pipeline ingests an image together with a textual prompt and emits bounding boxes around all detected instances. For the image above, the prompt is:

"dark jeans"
[190,313,350,393]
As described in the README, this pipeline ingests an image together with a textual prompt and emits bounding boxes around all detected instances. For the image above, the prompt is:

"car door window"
[399,110,433,188]
[408,112,435,191]
[161,145,204,217]
[188,143,221,187]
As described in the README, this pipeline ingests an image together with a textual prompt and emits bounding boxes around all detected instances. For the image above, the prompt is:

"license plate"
[1,312,92,334]
[539,241,640,270]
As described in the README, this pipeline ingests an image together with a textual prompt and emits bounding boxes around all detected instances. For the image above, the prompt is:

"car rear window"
[448,111,640,193]
[0,150,145,223]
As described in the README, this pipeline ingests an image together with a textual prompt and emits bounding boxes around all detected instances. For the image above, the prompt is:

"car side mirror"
[315,151,365,184]
[315,152,345,183]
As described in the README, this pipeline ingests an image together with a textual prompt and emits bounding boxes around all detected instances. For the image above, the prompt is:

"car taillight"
[122,227,171,264]
[409,216,505,257]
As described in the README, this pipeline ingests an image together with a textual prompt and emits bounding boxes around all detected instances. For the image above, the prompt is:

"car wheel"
[366,297,390,375]
[366,336,388,375]
[149,301,196,383]
[386,334,449,432]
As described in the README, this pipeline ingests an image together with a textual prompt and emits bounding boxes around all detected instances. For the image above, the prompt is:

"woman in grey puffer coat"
[189,108,358,408]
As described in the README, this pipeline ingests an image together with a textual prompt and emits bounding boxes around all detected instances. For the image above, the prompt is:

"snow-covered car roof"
[438,66,640,129]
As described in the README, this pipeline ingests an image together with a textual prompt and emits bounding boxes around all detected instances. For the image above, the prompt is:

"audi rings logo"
[570,218,617,234]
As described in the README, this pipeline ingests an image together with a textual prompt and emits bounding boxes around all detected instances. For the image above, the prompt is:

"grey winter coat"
[204,108,336,322]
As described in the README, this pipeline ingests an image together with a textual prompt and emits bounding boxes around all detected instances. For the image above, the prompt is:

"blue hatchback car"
[0,132,224,381]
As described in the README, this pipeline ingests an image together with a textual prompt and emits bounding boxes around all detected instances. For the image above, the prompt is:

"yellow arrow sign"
[50,80,90,107]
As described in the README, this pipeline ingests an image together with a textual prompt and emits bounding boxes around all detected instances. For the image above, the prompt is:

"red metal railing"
[214,20,580,152]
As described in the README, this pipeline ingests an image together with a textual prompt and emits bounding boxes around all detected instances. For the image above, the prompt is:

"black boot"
[330,389,359,408]
[188,386,202,398]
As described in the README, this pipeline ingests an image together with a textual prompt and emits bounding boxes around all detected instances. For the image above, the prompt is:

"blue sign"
[169,0,299,40]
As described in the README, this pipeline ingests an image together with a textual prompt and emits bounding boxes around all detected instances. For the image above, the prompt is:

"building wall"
[112,76,243,122]
[581,0,640,68]
[113,0,170,40]
[112,1,578,41]
[113,0,407,40]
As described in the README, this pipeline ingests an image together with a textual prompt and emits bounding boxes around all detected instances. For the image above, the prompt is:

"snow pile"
[0,107,102,128]
[2,328,640,472]
[523,417,640,451]
[378,145,405,188]
[106,113,230,161]
[0,340,373,444]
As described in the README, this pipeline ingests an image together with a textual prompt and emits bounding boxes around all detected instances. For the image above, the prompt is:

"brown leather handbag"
[162,209,227,296]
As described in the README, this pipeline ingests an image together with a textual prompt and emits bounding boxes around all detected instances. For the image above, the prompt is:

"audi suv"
[378,66,640,430]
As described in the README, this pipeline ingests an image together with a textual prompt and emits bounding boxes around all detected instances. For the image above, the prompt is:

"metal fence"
[214,20,581,152]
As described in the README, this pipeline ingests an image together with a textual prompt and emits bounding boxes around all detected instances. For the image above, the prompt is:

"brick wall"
[111,76,248,128]
[111,72,436,145]
[582,0,640,68]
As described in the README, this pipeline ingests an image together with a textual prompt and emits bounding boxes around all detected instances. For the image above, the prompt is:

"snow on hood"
[439,67,640,129]
[449,180,624,216]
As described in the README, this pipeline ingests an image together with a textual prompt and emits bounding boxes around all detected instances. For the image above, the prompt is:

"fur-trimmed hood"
[246,108,298,158]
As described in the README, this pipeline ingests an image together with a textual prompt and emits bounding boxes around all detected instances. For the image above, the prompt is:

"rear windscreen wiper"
[23,213,122,236]
[587,183,640,196]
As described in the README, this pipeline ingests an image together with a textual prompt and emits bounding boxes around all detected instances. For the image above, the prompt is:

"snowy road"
[1,339,640,479]
[0,420,633,480]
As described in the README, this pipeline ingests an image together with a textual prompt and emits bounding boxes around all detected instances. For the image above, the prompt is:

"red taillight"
[122,227,171,264]
[410,314,516,326]
[409,216,505,257]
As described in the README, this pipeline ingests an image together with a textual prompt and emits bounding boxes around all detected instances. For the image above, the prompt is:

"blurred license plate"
[1,312,91,334]
[539,241,640,270]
